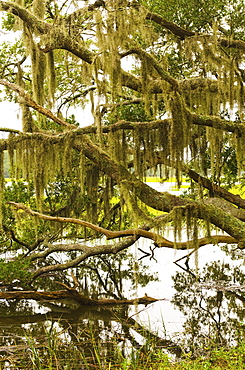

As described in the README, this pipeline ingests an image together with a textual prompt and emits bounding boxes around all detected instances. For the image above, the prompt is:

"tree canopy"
[0,0,244,296]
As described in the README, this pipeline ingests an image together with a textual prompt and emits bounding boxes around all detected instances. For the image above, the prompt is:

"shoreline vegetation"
[1,335,245,369]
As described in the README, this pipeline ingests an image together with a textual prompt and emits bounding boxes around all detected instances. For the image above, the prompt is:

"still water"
[0,182,244,368]
[0,239,244,368]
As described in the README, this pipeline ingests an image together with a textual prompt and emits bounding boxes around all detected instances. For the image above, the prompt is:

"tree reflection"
[0,303,182,369]
[172,248,245,356]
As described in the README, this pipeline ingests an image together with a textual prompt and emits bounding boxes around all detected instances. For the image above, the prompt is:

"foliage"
[0,0,244,308]
[0,257,32,285]
[1,324,245,369]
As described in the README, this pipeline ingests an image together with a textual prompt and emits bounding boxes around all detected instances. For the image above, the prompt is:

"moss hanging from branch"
[62,131,76,177]
[0,149,4,228]
[168,91,189,184]
[85,164,100,224]
[236,134,245,177]
[132,127,142,178]
[7,133,16,178]
[172,206,184,247]
[186,204,199,250]
[30,39,46,108]
[32,0,45,20]
[119,182,151,226]
[21,104,36,133]
[79,150,86,194]
[46,51,56,108]
[7,133,79,211]
[141,56,152,116]
[206,127,224,181]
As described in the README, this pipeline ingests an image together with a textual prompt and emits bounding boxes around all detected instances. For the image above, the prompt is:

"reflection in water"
[0,243,244,367]
[0,303,181,369]
[172,247,245,356]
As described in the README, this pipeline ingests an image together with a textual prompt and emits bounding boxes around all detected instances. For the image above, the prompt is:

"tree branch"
[7,202,238,252]
[6,201,173,246]
[190,113,245,136]
[183,166,245,210]
[120,48,179,90]
[0,80,76,130]
[0,1,50,33]
[142,5,245,51]
[144,9,195,39]
[30,236,138,279]
[40,28,94,64]
[0,288,159,306]
[0,127,21,134]
[74,137,245,245]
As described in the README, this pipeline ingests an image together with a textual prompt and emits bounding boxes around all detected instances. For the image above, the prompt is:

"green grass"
[161,343,245,369]
[1,333,245,370]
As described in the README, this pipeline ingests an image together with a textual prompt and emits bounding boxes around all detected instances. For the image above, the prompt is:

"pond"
[0,182,244,369]
[0,238,244,369]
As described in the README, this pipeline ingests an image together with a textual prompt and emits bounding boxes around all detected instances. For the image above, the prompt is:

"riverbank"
[1,332,244,369]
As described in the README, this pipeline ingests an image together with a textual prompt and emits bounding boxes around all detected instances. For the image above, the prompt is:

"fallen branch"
[0,289,160,306]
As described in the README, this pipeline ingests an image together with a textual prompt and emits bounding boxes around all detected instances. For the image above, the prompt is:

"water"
[0,182,244,367]
[0,241,243,363]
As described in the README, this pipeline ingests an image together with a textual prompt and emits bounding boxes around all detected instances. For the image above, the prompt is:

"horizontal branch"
[190,113,245,135]
[7,202,238,251]
[0,127,21,134]
[1,110,242,146]
[168,235,237,249]
[6,201,172,246]
[0,288,159,306]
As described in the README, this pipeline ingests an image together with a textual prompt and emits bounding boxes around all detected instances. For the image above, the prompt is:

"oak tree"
[0,0,244,297]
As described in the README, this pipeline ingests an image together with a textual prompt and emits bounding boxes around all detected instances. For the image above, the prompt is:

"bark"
[190,113,245,136]
[40,28,94,64]
[30,236,138,279]
[204,198,245,221]
[219,38,245,51]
